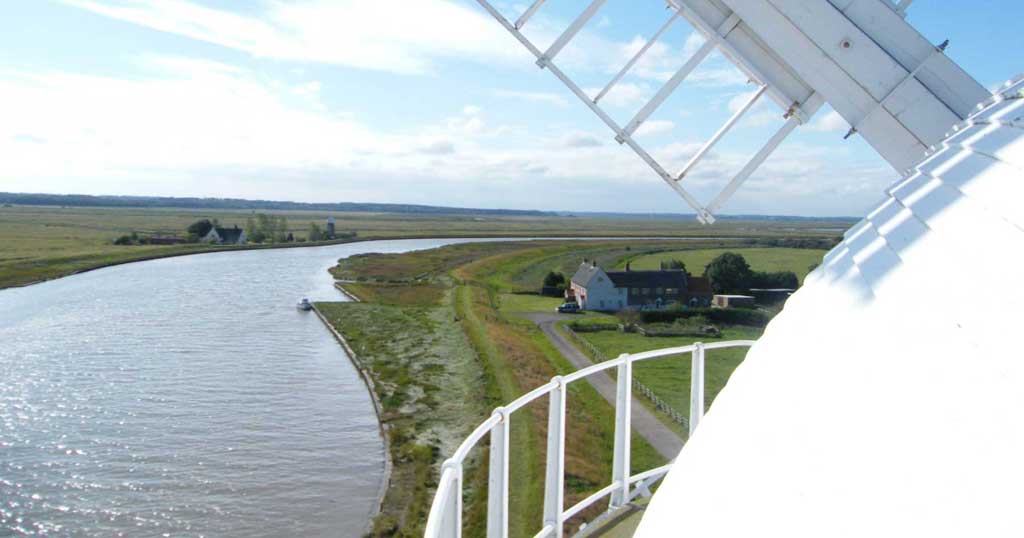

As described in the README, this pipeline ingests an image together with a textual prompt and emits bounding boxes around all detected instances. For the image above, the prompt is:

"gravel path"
[524,313,684,461]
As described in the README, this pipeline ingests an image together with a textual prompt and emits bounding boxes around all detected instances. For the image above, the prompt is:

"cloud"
[59,0,530,75]
[561,132,604,148]
[807,109,850,133]
[727,88,780,128]
[418,139,456,155]
[587,82,651,108]
[635,120,675,137]
[493,89,569,107]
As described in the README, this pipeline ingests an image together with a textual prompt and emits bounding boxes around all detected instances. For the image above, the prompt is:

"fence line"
[564,327,690,431]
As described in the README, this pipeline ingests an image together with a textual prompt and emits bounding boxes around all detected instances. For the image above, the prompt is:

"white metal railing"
[424,340,755,538]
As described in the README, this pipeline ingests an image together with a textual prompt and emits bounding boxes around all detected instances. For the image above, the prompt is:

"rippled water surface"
[0,238,492,537]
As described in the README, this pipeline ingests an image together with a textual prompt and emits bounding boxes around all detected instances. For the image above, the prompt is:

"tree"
[186,219,214,239]
[543,271,566,288]
[704,252,753,294]
[660,259,687,273]
[308,223,323,241]
[273,216,289,243]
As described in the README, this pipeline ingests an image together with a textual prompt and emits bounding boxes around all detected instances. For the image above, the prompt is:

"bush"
[616,308,641,327]
[636,322,721,338]
[750,270,798,289]
[308,223,323,242]
[660,259,687,272]
[567,321,619,332]
[113,234,133,245]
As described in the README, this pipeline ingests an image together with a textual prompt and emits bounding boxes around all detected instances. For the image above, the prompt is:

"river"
[0,238,512,537]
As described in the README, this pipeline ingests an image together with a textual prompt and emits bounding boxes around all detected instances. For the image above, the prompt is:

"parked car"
[556,302,581,314]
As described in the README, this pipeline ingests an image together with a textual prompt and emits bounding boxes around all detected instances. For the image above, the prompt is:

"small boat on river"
[297,298,313,311]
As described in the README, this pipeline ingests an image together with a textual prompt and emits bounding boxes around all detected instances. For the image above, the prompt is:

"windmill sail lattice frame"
[473,0,987,223]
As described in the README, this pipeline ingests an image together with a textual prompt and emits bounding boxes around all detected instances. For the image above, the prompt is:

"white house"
[569,260,628,312]
[569,260,711,312]
[201,225,247,245]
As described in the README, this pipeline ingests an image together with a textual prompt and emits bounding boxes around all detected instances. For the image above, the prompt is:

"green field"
[621,247,827,282]
[0,203,846,289]
[570,326,762,421]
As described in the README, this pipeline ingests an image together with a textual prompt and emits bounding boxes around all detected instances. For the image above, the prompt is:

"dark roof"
[605,270,686,289]
[214,226,244,243]
[687,276,713,295]
[571,262,603,286]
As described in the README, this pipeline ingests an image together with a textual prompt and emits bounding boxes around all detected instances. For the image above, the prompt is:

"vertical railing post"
[609,354,632,509]
[439,461,464,538]
[487,408,510,538]
[689,343,706,437]
[543,377,567,537]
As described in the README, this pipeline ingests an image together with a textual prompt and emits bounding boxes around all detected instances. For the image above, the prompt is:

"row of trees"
[246,214,289,243]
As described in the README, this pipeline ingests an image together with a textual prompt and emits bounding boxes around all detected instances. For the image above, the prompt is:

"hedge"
[638,307,771,328]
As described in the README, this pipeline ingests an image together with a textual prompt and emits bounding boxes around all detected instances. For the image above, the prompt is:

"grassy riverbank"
[0,204,845,289]
[316,298,489,537]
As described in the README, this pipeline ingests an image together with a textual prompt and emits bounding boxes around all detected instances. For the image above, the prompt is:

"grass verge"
[316,298,489,537]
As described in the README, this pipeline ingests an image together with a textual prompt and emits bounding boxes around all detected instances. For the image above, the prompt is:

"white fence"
[424,340,756,538]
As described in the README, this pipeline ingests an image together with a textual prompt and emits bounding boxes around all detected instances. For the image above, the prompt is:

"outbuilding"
[713,294,756,308]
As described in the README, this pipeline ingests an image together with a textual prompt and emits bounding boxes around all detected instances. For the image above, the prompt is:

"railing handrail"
[425,339,755,538]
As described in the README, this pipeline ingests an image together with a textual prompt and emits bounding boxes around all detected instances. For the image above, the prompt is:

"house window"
[642,288,650,295]
[600,300,605,308]
[631,288,639,296]
[666,288,679,295]
[656,287,664,295]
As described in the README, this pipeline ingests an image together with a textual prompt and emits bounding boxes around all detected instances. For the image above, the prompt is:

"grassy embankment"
[0,203,844,289]
[322,240,723,537]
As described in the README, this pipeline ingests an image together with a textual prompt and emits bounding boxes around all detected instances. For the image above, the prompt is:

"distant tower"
[326,216,336,239]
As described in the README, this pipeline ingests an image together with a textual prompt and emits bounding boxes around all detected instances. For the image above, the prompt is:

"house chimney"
[626,261,631,272]
[592,260,597,267]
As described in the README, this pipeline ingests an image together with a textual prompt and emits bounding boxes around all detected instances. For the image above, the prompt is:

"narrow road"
[524,313,684,461]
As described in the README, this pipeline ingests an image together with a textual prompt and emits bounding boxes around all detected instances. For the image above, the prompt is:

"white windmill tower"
[426,1,1024,537]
